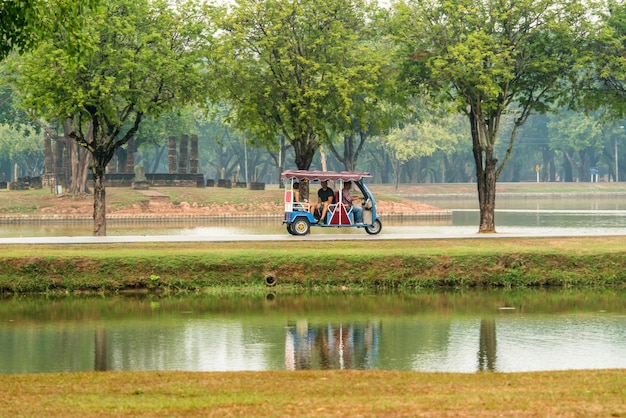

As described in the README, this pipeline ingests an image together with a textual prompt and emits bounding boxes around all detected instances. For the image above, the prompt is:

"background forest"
[3,0,626,235]
[2,99,624,186]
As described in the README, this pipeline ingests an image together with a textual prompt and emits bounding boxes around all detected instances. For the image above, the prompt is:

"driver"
[341,181,363,223]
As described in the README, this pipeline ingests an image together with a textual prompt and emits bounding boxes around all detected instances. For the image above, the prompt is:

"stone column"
[125,138,135,174]
[190,134,199,174]
[55,139,65,180]
[179,134,189,174]
[168,136,177,174]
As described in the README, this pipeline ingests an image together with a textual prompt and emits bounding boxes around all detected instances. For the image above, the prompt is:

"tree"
[547,111,605,182]
[212,0,386,197]
[327,87,408,172]
[379,121,445,188]
[0,0,96,60]
[393,0,590,232]
[0,124,44,177]
[577,2,626,121]
[326,21,407,172]
[10,0,213,235]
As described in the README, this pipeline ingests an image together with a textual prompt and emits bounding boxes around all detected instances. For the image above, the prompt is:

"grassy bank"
[2,235,625,417]
[1,369,624,417]
[2,236,626,294]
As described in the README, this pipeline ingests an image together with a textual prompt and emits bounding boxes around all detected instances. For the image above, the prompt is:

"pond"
[1,290,625,374]
[419,195,626,227]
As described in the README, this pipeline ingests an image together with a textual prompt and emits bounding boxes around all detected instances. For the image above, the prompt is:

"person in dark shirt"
[312,180,334,223]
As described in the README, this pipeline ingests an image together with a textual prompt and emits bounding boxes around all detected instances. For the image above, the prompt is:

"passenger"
[293,181,301,202]
[312,180,334,223]
[341,181,363,223]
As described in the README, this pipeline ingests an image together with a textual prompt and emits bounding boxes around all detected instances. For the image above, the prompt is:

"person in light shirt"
[341,181,363,223]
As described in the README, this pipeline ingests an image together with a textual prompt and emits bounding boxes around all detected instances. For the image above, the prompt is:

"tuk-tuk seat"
[328,203,352,225]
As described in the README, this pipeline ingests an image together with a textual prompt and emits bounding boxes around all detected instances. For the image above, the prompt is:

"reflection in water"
[95,328,107,371]
[478,319,496,371]
[285,320,380,370]
[1,291,625,374]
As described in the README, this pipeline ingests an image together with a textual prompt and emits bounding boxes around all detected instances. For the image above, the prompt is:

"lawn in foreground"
[1,370,624,417]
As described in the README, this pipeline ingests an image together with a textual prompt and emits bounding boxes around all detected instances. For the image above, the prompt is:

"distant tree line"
[2,0,626,233]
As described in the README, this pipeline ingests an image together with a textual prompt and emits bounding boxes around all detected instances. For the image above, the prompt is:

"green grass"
[1,236,626,294]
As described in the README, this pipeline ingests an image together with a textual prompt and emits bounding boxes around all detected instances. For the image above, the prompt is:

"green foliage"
[212,0,392,169]
[578,2,626,120]
[392,0,591,230]
[0,123,44,176]
[12,0,212,127]
[0,0,97,60]
[548,111,605,153]
[8,0,216,234]
[396,0,590,144]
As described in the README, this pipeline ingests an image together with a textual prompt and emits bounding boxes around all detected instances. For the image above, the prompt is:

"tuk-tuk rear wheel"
[292,217,310,235]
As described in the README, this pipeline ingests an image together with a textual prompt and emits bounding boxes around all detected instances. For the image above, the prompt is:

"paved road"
[1,229,625,244]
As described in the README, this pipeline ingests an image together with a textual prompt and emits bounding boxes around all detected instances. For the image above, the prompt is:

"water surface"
[1,291,624,374]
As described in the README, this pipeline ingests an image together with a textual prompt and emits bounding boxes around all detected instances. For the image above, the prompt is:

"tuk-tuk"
[281,170,382,235]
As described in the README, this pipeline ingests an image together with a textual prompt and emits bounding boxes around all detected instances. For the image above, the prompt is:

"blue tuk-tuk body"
[281,170,382,235]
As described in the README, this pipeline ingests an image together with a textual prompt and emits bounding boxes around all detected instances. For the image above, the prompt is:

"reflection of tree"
[285,321,380,370]
[478,319,497,371]
[94,328,108,371]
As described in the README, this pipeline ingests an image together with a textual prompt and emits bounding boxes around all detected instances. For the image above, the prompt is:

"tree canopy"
[393,0,592,232]
[0,0,96,60]
[9,0,214,235]
[211,0,392,172]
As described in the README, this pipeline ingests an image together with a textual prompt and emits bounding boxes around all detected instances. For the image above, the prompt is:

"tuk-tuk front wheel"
[365,219,382,235]
[292,217,310,235]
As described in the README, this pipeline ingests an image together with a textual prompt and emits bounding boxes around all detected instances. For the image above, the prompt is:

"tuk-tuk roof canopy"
[281,170,372,182]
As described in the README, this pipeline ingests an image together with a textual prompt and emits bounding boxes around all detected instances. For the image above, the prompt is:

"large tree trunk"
[77,148,91,194]
[291,131,319,202]
[292,131,318,171]
[470,111,497,233]
[64,119,91,194]
[68,110,143,237]
[477,155,497,233]
[92,158,107,236]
